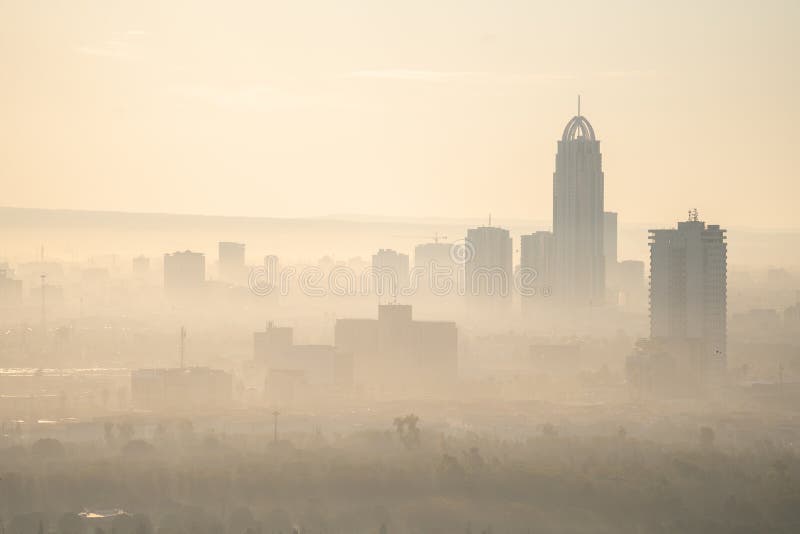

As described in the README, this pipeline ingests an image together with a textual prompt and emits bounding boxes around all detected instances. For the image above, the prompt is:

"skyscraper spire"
[577,94,581,117]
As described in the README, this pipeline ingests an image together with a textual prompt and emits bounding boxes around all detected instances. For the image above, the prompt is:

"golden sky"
[1,0,798,228]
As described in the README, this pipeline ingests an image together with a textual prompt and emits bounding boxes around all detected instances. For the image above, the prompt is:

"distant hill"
[0,206,797,268]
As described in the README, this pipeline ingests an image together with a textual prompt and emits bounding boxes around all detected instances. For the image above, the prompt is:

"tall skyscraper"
[649,214,727,370]
[519,231,555,306]
[218,241,246,284]
[132,255,150,277]
[164,251,205,296]
[552,103,605,305]
[371,249,409,298]
[465,225,512,307]
[414,241,458,298]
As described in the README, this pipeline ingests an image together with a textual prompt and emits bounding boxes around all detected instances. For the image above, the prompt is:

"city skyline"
[1,4,799,533]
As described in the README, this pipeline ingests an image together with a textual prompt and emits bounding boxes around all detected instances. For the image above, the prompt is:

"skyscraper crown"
[561,115,596,142]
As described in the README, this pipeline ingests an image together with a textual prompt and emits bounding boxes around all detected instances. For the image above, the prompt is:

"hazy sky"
[1,0,798,228]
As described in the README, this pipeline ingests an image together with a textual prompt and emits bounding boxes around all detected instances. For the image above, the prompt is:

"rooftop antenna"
[488,213,492,226]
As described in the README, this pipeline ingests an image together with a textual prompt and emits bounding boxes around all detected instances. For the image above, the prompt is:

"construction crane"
[391,232,449,244]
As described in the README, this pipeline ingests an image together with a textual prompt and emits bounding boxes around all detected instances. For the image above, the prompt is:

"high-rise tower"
[552,99,605,305]
[465,225,513,310]
[219,241,246,285]
[519,231,555,311]
[164,250,205,297]
[649,214,727,371]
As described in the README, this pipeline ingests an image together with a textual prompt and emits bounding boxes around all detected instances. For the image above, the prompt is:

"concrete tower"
[649,213,727,371]
[519,231,555,309]
[465,225,513,310]
[552,99,605,305]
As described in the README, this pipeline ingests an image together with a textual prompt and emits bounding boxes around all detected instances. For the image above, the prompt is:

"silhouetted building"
[264,254,279,268]
[253,321,294,362]
[163,250,205,296]
[219,241,246,285]
[265,369,307,405]
[519,231,555,308]
[414,242,452,268]
[132,255,150,277]
[649,215,727,375]
[0,268,22,305]
[131,367,232,411]
[553,109,605,305]
[465,225,512,308]
[266,345,353,388]
[371,249,409,298]
[255,254,280,295]
[335,304,457,393]
[414,241,458,298]
[253,323,353,403]
[785,295,800,332]
[318,255,336,272]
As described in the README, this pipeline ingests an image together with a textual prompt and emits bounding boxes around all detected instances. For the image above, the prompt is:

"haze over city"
[1,2,800,534]
[2,1,798,227]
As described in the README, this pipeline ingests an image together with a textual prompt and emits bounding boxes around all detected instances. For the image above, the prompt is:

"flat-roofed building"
[163,250,205,297]
[335,304,457,394]
[649,214,727,379]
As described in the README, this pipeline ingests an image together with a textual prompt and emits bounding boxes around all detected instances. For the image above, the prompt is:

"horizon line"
[0,205,798,233]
